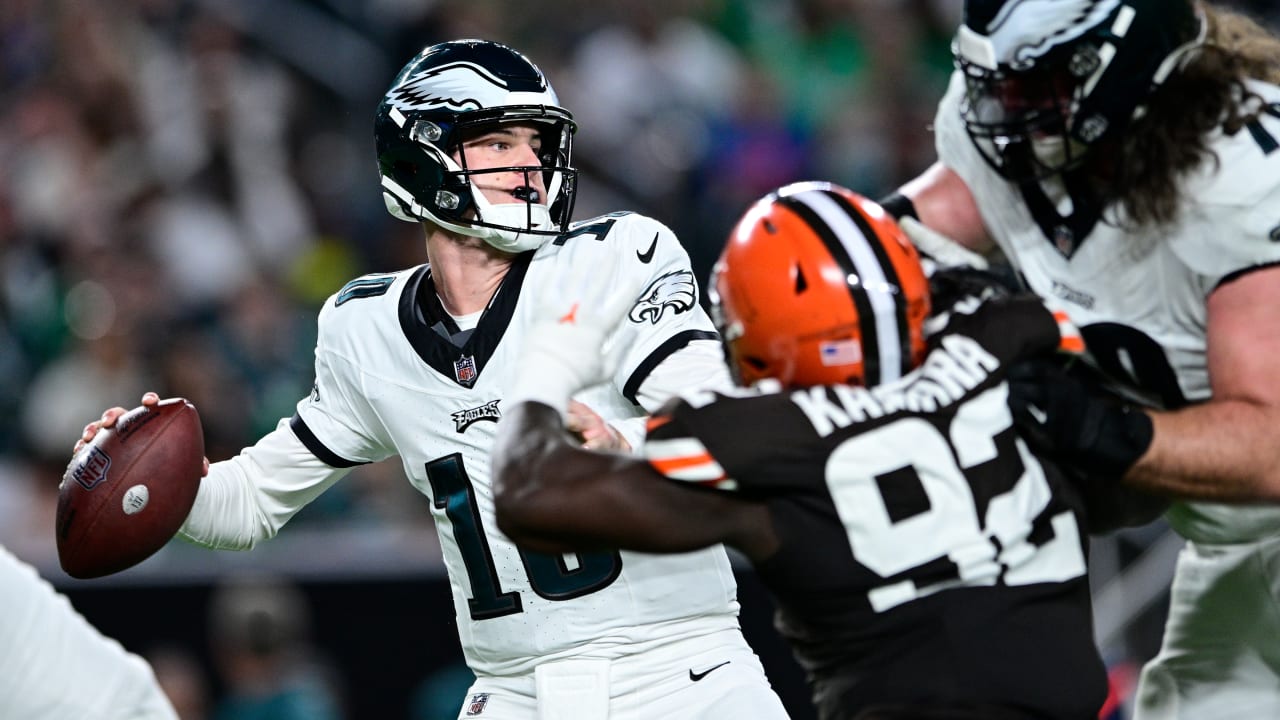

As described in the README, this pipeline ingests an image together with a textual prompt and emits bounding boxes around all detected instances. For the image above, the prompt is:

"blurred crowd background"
[1,1,1277,718]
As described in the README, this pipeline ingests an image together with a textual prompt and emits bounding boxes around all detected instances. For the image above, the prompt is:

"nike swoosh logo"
[637,233,659,263]
[689,660,731,682]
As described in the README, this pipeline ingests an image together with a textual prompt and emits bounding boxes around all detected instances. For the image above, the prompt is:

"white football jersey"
[936,72,1280,544]
[186,212,740,676]
[0,546,177,719]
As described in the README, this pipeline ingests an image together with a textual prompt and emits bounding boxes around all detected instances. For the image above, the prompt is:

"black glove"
[1006,358,1154,478]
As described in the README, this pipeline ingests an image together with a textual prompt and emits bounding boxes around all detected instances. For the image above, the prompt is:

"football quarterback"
[79,39,788,720]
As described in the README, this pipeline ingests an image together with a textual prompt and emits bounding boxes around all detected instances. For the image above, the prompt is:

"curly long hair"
[1097,3,1280,228]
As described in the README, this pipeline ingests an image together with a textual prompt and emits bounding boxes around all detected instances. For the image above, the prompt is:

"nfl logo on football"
[466,692,490,716]
[73,447,112,490]
[455,355,478,385]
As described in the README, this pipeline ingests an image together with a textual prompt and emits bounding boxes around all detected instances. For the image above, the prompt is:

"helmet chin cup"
[481,228,547,254]
[474,202,555,253]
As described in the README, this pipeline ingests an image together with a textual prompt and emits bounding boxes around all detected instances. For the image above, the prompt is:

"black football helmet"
[955,0,1204,181]
[374,39,578,252]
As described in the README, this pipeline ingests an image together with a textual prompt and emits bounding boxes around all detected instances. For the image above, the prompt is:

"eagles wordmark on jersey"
[179,211,739,677]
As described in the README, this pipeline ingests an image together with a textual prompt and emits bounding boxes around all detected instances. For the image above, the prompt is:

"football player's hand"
[74,392,210,476]
[75,392,160,454]
[1006,359,1153,479]
[567,400,631,452]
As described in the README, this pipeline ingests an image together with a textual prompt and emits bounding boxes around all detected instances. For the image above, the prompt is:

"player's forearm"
[1127,399,1280,502]
[494,409,643,551]
[899,162,994,253]
[495,403,742,555]
[493,411,589,552]
[179,422,349,549]
[178,459,277,550]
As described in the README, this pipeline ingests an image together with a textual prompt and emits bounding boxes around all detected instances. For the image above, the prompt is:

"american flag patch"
[819,340,862,366]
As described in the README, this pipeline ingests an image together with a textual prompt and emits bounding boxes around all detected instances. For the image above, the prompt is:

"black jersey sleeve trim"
[289,414,368,468]
[1214,260,1280,293]
[622,329,720,405]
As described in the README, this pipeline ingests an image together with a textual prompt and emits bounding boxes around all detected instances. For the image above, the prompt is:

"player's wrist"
[1008,359,1153,479]
[1082,401,1154,478]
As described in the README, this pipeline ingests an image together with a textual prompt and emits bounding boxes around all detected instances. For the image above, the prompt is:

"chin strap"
[476,202,557,253]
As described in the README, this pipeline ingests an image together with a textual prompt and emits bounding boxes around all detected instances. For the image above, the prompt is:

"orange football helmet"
[710,181,931,389]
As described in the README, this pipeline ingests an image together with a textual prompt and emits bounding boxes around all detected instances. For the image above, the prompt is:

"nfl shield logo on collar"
[466,692,490,716]
[454,355,478,386]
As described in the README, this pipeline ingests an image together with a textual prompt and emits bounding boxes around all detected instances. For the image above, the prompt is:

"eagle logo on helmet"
[374,40,577,252]
[629,271,697,325]
[389,61,545,112]
[980,0,1120,69]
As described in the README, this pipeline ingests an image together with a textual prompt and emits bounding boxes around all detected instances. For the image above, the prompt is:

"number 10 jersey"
[183,212,743,677]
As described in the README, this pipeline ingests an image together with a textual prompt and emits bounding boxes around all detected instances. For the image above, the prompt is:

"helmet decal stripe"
[823,190,914,380]
[777,192,902,386]
[717,180,928,390]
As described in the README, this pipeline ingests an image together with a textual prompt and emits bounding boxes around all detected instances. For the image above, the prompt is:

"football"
[56,398,204,579]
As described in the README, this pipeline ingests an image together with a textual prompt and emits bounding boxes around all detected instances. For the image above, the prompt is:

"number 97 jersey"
[644,295,1108,719]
